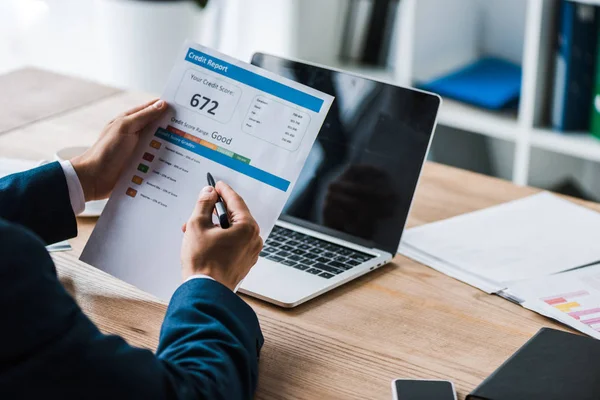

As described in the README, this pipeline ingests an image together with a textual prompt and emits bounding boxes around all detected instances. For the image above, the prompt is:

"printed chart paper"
[509,264,600,340]
[81,42,334,300]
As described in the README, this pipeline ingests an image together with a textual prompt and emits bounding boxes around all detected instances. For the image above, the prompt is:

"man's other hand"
[71,99,167,201]
[181,182,263,291]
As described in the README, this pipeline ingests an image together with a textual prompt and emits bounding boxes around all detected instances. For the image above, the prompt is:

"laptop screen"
[252,53,440,254]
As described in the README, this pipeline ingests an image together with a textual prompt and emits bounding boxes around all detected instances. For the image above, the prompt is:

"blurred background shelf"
[571,0,600,6]
[336,65,520,143]
[332,63,396,84]
[3,0,600,200]
[532,129,600,163]
[437,99,518,142]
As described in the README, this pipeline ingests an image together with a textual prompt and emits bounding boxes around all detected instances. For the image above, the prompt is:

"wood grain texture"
[7,69,580,400]
[60,162,574,400]
[0,68,121,135]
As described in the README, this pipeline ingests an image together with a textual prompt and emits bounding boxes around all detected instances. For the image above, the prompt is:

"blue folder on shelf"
[419,57,522,110]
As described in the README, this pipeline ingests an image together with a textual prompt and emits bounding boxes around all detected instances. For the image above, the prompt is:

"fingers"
[123,99,167,132]
[215,181,252,223]
[108,98,160,124]
[252,236,263,257]
[189,186,219,229]
[123,98,161,116]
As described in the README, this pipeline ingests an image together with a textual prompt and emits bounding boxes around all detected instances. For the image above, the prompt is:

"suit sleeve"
[0,161,77,244]
[157,279,265,399]
[0,220,263,400]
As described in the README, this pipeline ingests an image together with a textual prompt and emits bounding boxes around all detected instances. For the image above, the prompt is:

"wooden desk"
[1,68,588,400]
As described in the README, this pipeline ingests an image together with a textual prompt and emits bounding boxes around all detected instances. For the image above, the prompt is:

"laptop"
[239,53,441,307]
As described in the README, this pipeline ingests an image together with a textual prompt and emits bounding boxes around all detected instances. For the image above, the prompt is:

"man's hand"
[71,99,167,201]
[181,182,263,290]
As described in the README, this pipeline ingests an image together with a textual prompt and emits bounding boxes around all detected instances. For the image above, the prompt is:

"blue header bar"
[185,49,323,113]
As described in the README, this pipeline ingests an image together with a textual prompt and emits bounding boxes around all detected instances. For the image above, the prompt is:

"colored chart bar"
[544,297,567,305]
[233,154,251,163]
[143,152,155,162]
[166,125,250,164]
[166,125,187,138]
[568,308,600,319]
[543,290,589,300]
[542,290,590,305]
[581,316,600,326]
[155,128,290,192]
[555,302,581,312]
[216,147,234,157]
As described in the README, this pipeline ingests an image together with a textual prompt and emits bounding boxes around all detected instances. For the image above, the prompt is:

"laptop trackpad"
[240,258,327,307]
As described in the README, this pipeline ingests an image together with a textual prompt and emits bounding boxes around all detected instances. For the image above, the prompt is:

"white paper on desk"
[81,42,334,300]
[400,192,600,290]
[507,264,600,340]
[399,242,503,293]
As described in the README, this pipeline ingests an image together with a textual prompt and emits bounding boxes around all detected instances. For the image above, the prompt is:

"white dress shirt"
[58,160,214,284]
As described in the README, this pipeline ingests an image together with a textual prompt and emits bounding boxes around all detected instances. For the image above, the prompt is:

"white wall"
[220,0,346,65]
[479,0,526,65]
[0,0,346,90]
[0,0,97,78]
[412,0,479,81]
[293,0,348,65]
[219,0,297,62]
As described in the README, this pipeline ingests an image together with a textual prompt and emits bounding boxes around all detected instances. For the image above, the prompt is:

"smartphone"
[392,379,457,400]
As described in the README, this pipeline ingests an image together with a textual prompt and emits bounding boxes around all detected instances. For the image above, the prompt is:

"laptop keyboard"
[260,225,376,279]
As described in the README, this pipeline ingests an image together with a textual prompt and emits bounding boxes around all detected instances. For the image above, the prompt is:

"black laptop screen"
[252,53,440,254]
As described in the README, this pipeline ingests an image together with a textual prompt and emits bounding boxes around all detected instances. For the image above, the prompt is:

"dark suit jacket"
[0,162,264,399]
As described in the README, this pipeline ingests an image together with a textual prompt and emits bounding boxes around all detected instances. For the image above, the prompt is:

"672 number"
[190,94,219,115]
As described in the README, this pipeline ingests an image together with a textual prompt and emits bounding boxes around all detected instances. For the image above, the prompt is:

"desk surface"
[1,68,592,400]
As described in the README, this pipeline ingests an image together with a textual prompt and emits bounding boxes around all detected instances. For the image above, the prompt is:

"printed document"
[508,264,600,340]
[399,192,600,292]
[81,42,334,300]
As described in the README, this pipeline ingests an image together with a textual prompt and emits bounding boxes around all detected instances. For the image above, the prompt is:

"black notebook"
[468,328,600,400]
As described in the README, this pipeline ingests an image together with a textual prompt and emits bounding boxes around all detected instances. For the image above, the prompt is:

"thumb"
[124,99,167,132]
[189,186,218,229]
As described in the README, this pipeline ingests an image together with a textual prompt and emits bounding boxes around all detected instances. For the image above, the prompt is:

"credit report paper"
[81,42,333,300]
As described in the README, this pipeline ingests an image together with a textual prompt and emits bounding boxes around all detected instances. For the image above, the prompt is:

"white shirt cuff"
[59,160,86,215]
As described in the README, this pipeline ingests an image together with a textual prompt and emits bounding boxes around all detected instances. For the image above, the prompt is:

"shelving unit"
[531,129,600,163]
[337,0,600,190]
[571,0,600,6]
[230,0,600,194]
[437,99,519,142]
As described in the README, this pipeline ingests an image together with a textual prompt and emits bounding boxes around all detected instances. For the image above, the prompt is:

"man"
[0,99,264,399]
